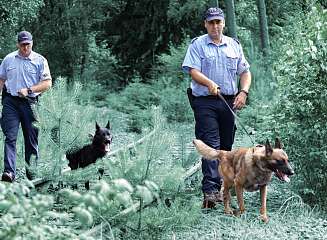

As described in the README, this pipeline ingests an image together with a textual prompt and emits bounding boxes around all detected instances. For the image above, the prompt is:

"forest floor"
[163,123,327,240]
[1,107,327,239]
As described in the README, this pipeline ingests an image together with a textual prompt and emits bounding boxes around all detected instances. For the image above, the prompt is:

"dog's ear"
[106,121,110,130]
[96,122,100,131]
[265,139,273,156]
[274,138,282,149]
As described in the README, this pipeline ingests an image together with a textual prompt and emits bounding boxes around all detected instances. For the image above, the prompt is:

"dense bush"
[256,5,327,206]
[0,0,44,57]
[107,40,194,132]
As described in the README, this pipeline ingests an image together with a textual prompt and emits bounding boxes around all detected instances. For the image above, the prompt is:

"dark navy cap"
[17,31,33,44]
[205,7,225,21]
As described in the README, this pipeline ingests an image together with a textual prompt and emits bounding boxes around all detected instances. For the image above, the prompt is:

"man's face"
[205,19,225,40]
[17,42,33,57]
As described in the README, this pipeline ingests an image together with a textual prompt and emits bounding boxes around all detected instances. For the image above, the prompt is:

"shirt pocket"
[226,53,238,70]
[202,55,216,70]
[6,66,17,79]
[24,64,38,76]
[224,51,238,75]
[227,57,238,70]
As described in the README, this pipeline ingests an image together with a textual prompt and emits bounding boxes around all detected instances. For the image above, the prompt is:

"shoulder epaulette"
[232,38,240,44]
[191,37,198,43]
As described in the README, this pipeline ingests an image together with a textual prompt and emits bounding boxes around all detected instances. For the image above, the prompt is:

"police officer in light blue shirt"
[0,31,52,182]
[182,7,252,208]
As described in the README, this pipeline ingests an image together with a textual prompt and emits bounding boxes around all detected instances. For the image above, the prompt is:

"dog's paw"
[260,215,269,223]
[224,208,234,215]
[233,208,246,217]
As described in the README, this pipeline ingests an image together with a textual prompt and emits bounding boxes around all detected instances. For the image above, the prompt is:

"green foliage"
[107,78,160,133]
[106,0,208,78]
[152,39,190,81]
[256,5,327,206]
[0,181,80,239]
[28,0,125,79]
[82,36,121,89]
[106,108,185,191]
[108,39,193,132]
[61,178,159,228]
[56,110,190,238]
[116,196,201,239]
[79,35,123,104]
[35,77,98,177]
[0,0,44,57]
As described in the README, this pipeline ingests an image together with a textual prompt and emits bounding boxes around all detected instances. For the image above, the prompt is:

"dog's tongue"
[283,174,290,183]
[276,170,291,183]
[104,144,110,152]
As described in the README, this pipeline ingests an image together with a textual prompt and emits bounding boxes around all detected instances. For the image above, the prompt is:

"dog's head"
[92,121,112,153]
[263,138,294,182]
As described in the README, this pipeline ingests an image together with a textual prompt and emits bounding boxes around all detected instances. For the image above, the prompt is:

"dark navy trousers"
[193,96,236,193]
[1,94,39,177]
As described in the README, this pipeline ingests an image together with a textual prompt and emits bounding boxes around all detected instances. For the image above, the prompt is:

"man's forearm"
[0,79,5,93]
[190,68,220,96]
[239,71,251,92]
[30,79,52,93]
[190,68,214,88]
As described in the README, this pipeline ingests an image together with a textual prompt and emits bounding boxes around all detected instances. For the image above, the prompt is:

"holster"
[187,87,195,110]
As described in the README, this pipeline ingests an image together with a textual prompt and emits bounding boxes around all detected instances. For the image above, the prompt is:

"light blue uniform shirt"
[0,50,51,97]
[182,34,250,96]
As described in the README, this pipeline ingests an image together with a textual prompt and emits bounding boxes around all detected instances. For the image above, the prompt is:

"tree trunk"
[208,0,219,7]
[225,0,237,38]
[256,0,270,56]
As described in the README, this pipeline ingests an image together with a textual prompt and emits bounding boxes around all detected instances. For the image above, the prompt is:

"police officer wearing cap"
[182,7,251,208]
[0,31,52,182]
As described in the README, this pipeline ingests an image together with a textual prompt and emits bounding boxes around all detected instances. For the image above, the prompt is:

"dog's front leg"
[260,185,269,223]
[223,181,233,215]
[235,182,245,215]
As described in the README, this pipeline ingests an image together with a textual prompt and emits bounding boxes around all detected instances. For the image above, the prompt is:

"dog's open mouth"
[102,142,110,153]
[275,169,290,183]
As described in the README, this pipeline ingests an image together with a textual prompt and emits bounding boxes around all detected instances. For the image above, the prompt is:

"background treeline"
[0,0,327,209]
[1,0,324,87]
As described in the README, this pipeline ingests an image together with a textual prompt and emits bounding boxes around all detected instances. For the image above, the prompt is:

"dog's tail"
[193,139,221,160]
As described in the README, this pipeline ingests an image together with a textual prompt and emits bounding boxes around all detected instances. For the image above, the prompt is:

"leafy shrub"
[0,0,44,57]
[0,181,80,239]
[256,5,327,206]
[107,77,160,133]
[35,77,99,177]
[107,39,194,132]
[80,35,123,104]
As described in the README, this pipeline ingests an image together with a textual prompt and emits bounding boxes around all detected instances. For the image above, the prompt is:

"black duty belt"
[2,89,38,102]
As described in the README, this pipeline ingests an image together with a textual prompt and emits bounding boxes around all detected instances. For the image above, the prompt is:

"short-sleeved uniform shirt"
[0,50,51,97]
[182,34,250,96]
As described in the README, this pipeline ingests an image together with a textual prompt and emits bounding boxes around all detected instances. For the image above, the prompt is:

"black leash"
[217,92,255,145]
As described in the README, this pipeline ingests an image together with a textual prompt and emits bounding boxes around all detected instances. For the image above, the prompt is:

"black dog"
[66,121,112,170]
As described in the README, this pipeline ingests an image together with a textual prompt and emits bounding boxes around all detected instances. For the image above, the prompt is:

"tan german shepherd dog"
[193,138,294,223]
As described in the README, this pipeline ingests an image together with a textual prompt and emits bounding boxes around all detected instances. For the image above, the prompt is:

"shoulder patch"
[232,38,240,44]
[191,37,198,43]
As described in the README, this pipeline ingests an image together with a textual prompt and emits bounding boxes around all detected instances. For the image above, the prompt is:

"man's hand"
[233,91,248,110]
[17,88,28,98]
[208,81,220,96]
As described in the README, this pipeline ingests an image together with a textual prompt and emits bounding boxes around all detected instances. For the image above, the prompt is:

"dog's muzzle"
[103,139,111,152]
[274,165,294,183]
